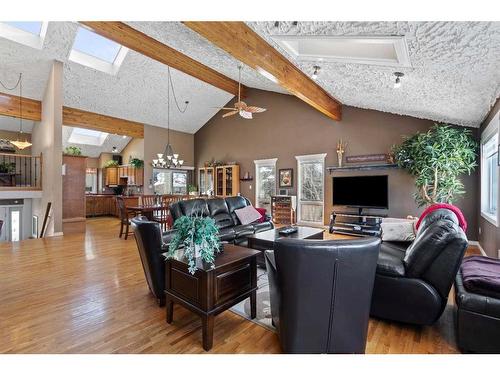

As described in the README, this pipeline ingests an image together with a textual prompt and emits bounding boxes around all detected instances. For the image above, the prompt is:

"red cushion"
[255,207,267,223]
[416,203,467,232]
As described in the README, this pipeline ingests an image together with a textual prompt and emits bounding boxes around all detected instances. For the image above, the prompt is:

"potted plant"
[393,124,477,207]
[188,184,198,196]
[0,161,16,174]
[167,214,221,274]
[64,146,82,156]
[104,159,119,168]
[129,158,144,168]
[0,161,17,186]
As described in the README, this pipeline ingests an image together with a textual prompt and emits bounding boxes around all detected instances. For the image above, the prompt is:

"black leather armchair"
[455,269,500,353]
[265,237,381,354]
[370,209,468,325]
[131,216,167,306]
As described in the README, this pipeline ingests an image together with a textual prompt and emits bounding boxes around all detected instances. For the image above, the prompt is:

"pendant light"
[153,67,188,169]
[10,73,32,150]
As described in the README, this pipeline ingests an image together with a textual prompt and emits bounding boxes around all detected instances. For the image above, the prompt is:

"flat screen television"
[332,175,388,210]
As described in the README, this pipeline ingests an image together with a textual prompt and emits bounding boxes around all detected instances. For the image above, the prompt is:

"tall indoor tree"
[393,124,477,207]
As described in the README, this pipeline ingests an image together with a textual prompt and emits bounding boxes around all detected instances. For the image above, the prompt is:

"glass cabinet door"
[225,167,233,196]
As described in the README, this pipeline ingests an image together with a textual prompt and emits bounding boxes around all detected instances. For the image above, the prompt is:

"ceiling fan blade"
[212,107,237,110]
[246,106,267,113]
[239,110,253,119]
[222,110,239,118]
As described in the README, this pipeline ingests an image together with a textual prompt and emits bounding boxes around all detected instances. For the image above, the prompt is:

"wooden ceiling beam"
[183,22,342,121]
[79,21,244,97]
[62,107,144,138]
[0,92,42,121]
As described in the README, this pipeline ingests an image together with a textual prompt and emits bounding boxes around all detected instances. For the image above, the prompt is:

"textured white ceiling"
[62,125,131,158]
[0,21,499,131]
[0,115,35,133]
[248,21,500,127]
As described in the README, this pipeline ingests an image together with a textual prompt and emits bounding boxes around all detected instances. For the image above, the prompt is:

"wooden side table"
[164,244,260,351]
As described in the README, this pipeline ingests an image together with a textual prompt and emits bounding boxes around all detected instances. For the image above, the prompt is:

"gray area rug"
[229,268,276,332]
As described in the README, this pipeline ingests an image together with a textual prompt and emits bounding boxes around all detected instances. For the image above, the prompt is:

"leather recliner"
[455,269,500,353]
[167,196,273,245]
[131,216,168,306]
[265,237,381,354]
[370,208,468,325]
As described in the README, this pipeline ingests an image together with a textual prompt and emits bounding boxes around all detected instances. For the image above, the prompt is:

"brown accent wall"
[478,98,500,258]
[195,88,479,240]
[143,124,194,194]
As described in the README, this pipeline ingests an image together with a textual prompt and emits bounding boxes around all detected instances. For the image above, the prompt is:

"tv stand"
[329,211,384,237]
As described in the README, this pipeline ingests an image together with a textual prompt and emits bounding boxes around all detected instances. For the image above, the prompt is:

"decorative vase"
[337,150,344,168]
[194,243,201,258]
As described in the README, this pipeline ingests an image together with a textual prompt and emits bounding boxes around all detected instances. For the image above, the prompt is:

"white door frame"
[295,153,327,226]
[254,158,278,208]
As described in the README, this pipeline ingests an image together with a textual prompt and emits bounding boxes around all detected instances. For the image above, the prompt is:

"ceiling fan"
[217,66,267,119]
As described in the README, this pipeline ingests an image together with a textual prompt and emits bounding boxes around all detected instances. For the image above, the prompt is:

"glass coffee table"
[247,226,324,267]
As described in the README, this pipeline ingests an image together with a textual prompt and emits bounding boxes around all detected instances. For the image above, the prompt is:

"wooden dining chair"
[152,195,175,231]
[140,195,158,207]
[116,196,136,240]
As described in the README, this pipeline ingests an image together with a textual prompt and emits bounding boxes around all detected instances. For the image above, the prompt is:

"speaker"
[112,155,122,165]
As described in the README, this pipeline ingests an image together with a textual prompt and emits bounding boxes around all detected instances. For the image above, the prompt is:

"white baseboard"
[468,241,487,256]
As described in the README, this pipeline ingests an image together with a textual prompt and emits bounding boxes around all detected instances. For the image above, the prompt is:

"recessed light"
[312,66,321,80]
[393,72,404,89]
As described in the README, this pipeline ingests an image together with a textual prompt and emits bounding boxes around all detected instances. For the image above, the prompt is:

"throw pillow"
[235,205,262,225]
[255,207,267,223]
[381,218,417,242]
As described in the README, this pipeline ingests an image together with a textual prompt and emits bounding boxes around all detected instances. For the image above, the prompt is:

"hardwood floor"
[0,217,478,354]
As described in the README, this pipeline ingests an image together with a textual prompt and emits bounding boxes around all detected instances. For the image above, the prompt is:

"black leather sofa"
[455,269,500,353]
[167,196,273,245]
[370,208,468,325]
[131,216,167,306]
[265,237,381,353]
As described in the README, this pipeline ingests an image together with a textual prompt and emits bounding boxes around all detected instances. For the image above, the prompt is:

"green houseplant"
[188,184,198,195]
[0,161,16,174]
[64,146,82,156]
[129,158,144,168]
[167,214,221,274]
[104,159,119,168]
[393,124,477,207]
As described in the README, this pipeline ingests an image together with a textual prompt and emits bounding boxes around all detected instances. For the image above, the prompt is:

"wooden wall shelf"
[327,163,398,173]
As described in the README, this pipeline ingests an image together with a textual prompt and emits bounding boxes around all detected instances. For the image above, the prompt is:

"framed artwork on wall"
[279,168,293,188]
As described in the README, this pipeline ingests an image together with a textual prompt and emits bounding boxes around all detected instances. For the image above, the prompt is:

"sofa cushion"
[235,205,262,225]
[233,224,255,238]
[207,198,233,229]
[179,198,209,217]
[377,242,406,277]
[254,221,274,233]
[255,207,267,223]
[456,270,500,319]
[218,227,236,242]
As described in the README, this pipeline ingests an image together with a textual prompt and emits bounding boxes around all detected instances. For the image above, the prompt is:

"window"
[296,153,326,226]
[153,169,188,195]
[69,26,128,75]
[0,21,48,49]
[481,111,499,226]
[68,127,108,146]
[254,158,277,212]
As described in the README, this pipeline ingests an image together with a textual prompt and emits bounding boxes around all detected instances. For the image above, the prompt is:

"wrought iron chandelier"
[152,67,189,169]
[1,73,32,150]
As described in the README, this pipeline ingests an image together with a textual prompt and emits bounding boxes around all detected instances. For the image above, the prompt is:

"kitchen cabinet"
[86,195,140,217]
[105,167,119,186]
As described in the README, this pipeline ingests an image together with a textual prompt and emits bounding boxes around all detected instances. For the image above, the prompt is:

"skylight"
[0,21,48,49]
[4,22,43,35]
[69,26,128,75]
[68,127,108,146]
[271,35,411,68]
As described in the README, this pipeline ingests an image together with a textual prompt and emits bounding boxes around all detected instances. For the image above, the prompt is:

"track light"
[393,72,404,89]
[312,66,321,80]
[112,147,118,153]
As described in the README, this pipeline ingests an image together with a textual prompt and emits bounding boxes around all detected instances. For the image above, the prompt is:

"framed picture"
[279,168,293,188]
